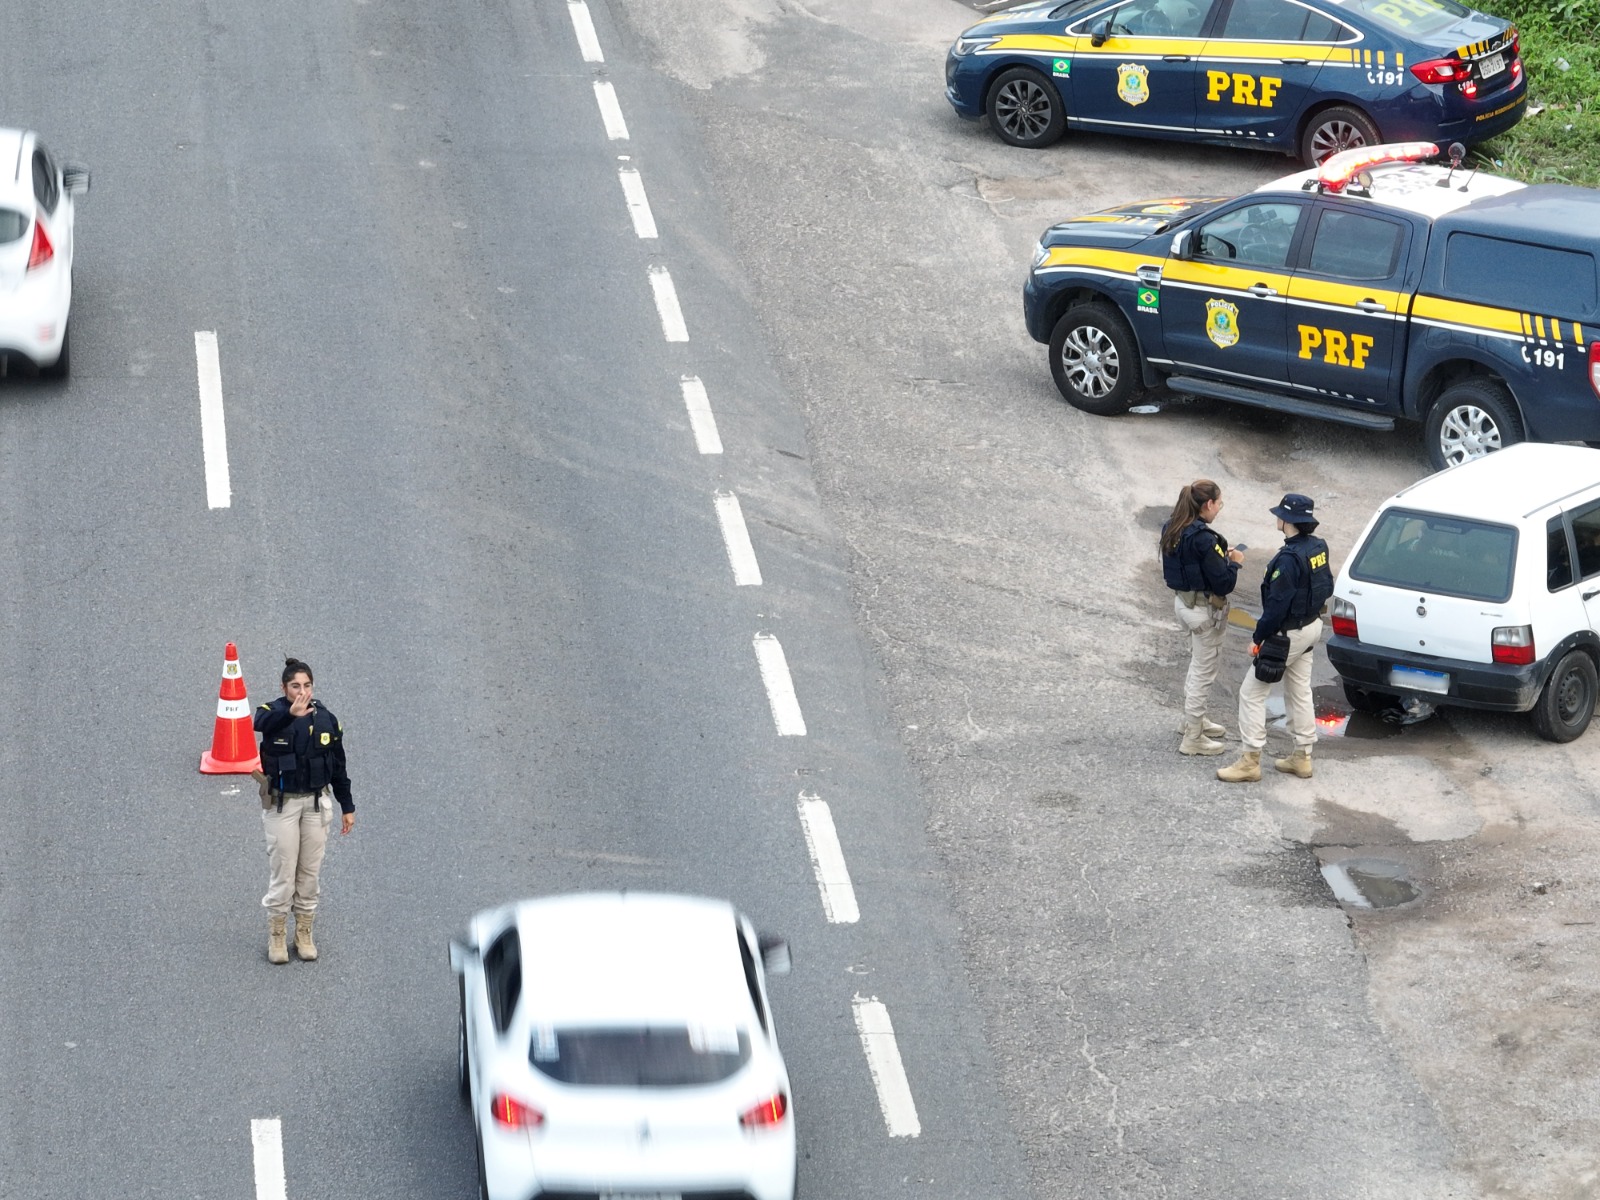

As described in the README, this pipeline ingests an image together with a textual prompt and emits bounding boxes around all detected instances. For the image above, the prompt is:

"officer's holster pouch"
[1253,631,1291,683]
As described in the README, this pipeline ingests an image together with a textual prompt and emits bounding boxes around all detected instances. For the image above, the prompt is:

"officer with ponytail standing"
[254,657,353,964]
[1160,479,1245,755]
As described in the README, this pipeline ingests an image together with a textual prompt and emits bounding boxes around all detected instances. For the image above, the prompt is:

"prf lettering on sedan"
[1204,71,1283,107]
[1298,325,1374,369]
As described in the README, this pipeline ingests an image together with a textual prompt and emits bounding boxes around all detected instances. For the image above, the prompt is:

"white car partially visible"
[0,128,88,379]
[450,892,798,1200]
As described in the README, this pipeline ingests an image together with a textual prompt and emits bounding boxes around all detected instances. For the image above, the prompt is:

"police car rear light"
[1588,342,1600,399]
[1410,57,1469,85]
[1315,142,1439,194]
[1492,625,1535,666]
[1330,596,1358,640]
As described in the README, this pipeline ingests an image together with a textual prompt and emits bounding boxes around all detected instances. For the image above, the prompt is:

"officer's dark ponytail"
[1159,480,1222,557]
[282,657,314,685]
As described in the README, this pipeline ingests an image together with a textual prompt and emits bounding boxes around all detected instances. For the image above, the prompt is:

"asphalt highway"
[0,3,1030,1197]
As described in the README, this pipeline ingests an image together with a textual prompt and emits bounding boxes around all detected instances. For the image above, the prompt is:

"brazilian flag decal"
[1137,286,1159,314]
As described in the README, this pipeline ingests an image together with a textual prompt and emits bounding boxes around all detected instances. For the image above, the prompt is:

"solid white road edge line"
[593,81,630,140]
[250,1118,288,1200]
[567,0,605,62]
[680,376,723,454]
[797,792,860,923]
[852,997,922,1138]
[648,266,689,343]
[618,168,659,239]
[713,491,762,586]
[195,331,231,510]
[752,633,806,736]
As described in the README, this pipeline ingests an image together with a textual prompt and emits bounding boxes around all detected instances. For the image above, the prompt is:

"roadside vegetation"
[1476,0,1600,185]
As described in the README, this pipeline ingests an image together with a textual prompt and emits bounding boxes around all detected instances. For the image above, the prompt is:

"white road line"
[752,633,806,736]
[714,492,762,586]
[195,331,231,510]
[680,376,723,454]
[648,266,689,343]
[797,793,859,923]
[251,1118,288,1200]
[567,0,604,61]
[593,80,630,140]
[618,167,658,239]
[852,997,922,1138]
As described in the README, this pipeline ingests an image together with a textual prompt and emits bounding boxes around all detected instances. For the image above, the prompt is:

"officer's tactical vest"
[1161,521,1225,593]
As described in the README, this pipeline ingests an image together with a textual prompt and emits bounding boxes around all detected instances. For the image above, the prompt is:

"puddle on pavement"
[1267,686,1407,739]
[1320,858,1421,910]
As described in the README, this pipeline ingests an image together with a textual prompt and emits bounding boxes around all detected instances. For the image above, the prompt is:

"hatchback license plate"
[601,1194,682,1200]
[1479,51,1506,77]
[1391,665,1450,694]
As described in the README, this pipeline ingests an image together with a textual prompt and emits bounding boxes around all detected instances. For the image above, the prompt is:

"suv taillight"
[490,1093,545,1129]
[1589,342,1600,399]
[1492,625,1535,666]
[1410,56,1470,85]
[1330,596,1359,640]
[739,1092,789,1129]
[27,220,53,271]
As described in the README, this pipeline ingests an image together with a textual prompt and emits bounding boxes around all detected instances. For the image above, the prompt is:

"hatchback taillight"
[27,220,53,271]
[1330,596,1359,640]
[1410,56,1470,85]
[1492,625,1535,666]
[739,1092,789,1129]
[490,1093,545,1129]
[1589,342,1600,399]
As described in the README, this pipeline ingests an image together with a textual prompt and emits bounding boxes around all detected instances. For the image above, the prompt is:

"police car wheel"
[1424,379,1523,470]
[1049,304,1142,415]
[1531,649,1598,743]
[986,67,1066,148]
[1299,105,1380,166]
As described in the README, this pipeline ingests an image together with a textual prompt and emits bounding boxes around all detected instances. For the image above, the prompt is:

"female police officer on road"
[1160,480,1245,756]
[254,657,353,964]
[1217,494,1333,784]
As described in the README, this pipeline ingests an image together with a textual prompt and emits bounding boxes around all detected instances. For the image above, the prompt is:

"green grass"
[1470,0,1600,185]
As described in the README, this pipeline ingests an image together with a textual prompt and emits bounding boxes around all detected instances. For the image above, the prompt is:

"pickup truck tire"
[1049,304,1142,415]
[1531,649,1597,742]
[1425,379,1523,469]
[1300,105,1379,166]
[986,67,1066,148]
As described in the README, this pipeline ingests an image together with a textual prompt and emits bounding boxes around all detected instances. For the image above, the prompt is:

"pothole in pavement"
[1319,857,1423,910]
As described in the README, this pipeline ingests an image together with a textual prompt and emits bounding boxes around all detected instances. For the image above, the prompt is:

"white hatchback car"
[0,128,88,378]
[1327,443,1600,742]
[450,892,797,1200]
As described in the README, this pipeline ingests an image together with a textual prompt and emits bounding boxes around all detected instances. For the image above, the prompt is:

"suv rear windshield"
[1350,508,1517,602]
[0,209,27,242]
[529,1026,752,1087]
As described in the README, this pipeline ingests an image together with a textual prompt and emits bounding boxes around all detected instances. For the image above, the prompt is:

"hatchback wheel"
[1531,649,1598,742]
[1048,303,1142,415]
[1299,105,1380,165]
[986,67,1066,148]
[1424,379,1523,469]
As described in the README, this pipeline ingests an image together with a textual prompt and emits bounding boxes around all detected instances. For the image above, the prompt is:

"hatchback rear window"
[530,1026,752,1087]
[0,209,27,243]
[1350,508,1516,602]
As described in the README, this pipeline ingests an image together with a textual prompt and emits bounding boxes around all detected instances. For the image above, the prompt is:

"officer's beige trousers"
[261,789,334,917]
[1175,593,1229,720]
[1237,619,1323,751]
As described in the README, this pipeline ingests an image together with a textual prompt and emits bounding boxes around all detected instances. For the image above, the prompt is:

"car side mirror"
[757,933,792,977]
[1170,229,1193,260]
[62,165,90,196]
[448,938,478,975]
[1090,18,1110,46]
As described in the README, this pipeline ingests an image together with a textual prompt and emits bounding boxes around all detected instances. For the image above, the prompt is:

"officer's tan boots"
[267,915,289,965]
[1178,718,1226,756]
[1216,750,1262,782]
[1200,717,1226,738]
[294,913,318,962]
[1275,748,1314,779]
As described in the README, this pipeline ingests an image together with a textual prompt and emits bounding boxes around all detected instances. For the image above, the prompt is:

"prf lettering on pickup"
[1298,325,1374,369]
[1205,71,1282,107]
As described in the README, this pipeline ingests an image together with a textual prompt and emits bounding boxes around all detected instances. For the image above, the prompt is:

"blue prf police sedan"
[945,0,1526,163]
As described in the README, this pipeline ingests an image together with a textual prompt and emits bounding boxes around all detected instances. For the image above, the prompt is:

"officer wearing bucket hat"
[1217,494,1333,783]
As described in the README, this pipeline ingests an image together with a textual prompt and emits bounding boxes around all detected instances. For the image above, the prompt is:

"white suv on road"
[0,128,88,378]
[1327,444,1600,742]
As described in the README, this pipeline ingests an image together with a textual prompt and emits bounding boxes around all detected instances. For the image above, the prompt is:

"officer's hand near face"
[286,675,313,717]
[341,812,355,836]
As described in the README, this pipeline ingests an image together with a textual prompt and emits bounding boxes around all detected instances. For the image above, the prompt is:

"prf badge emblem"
[1117,63,1150,106]
[1206,299,1240,348]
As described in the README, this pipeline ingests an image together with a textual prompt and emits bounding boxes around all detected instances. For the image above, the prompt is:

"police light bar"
[1315,142,1440,193]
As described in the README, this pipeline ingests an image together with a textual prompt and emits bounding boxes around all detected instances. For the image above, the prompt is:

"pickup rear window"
[1350,508,1516,602]
[1442,233,1598,315]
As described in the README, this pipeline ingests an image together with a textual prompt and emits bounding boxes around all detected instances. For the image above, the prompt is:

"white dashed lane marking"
[567,0,604,62]
[251,1118,287,1200]
[618,166,658,239]
[752,633,806,736]
[592,81,629,140]
[852,998,922,1138]
[679,376,723,454]
[713,492,762,586]
[194,331,232,510]
[797,792,859,923]
[648,266,689,342]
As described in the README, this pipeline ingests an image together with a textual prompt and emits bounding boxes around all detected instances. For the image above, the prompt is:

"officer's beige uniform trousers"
[261,788,334,917]
[1175,593,1229,719]
[1237,619,1323,752]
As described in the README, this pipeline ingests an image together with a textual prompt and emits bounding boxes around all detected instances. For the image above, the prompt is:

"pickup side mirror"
[448,938,477,975]
[1170,229,1193,260]
[1090,18,1111,46]
[757,933,792,977]
[62,165,90,196]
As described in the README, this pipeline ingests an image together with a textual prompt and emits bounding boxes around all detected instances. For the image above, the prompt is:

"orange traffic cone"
[199,642,262,774]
